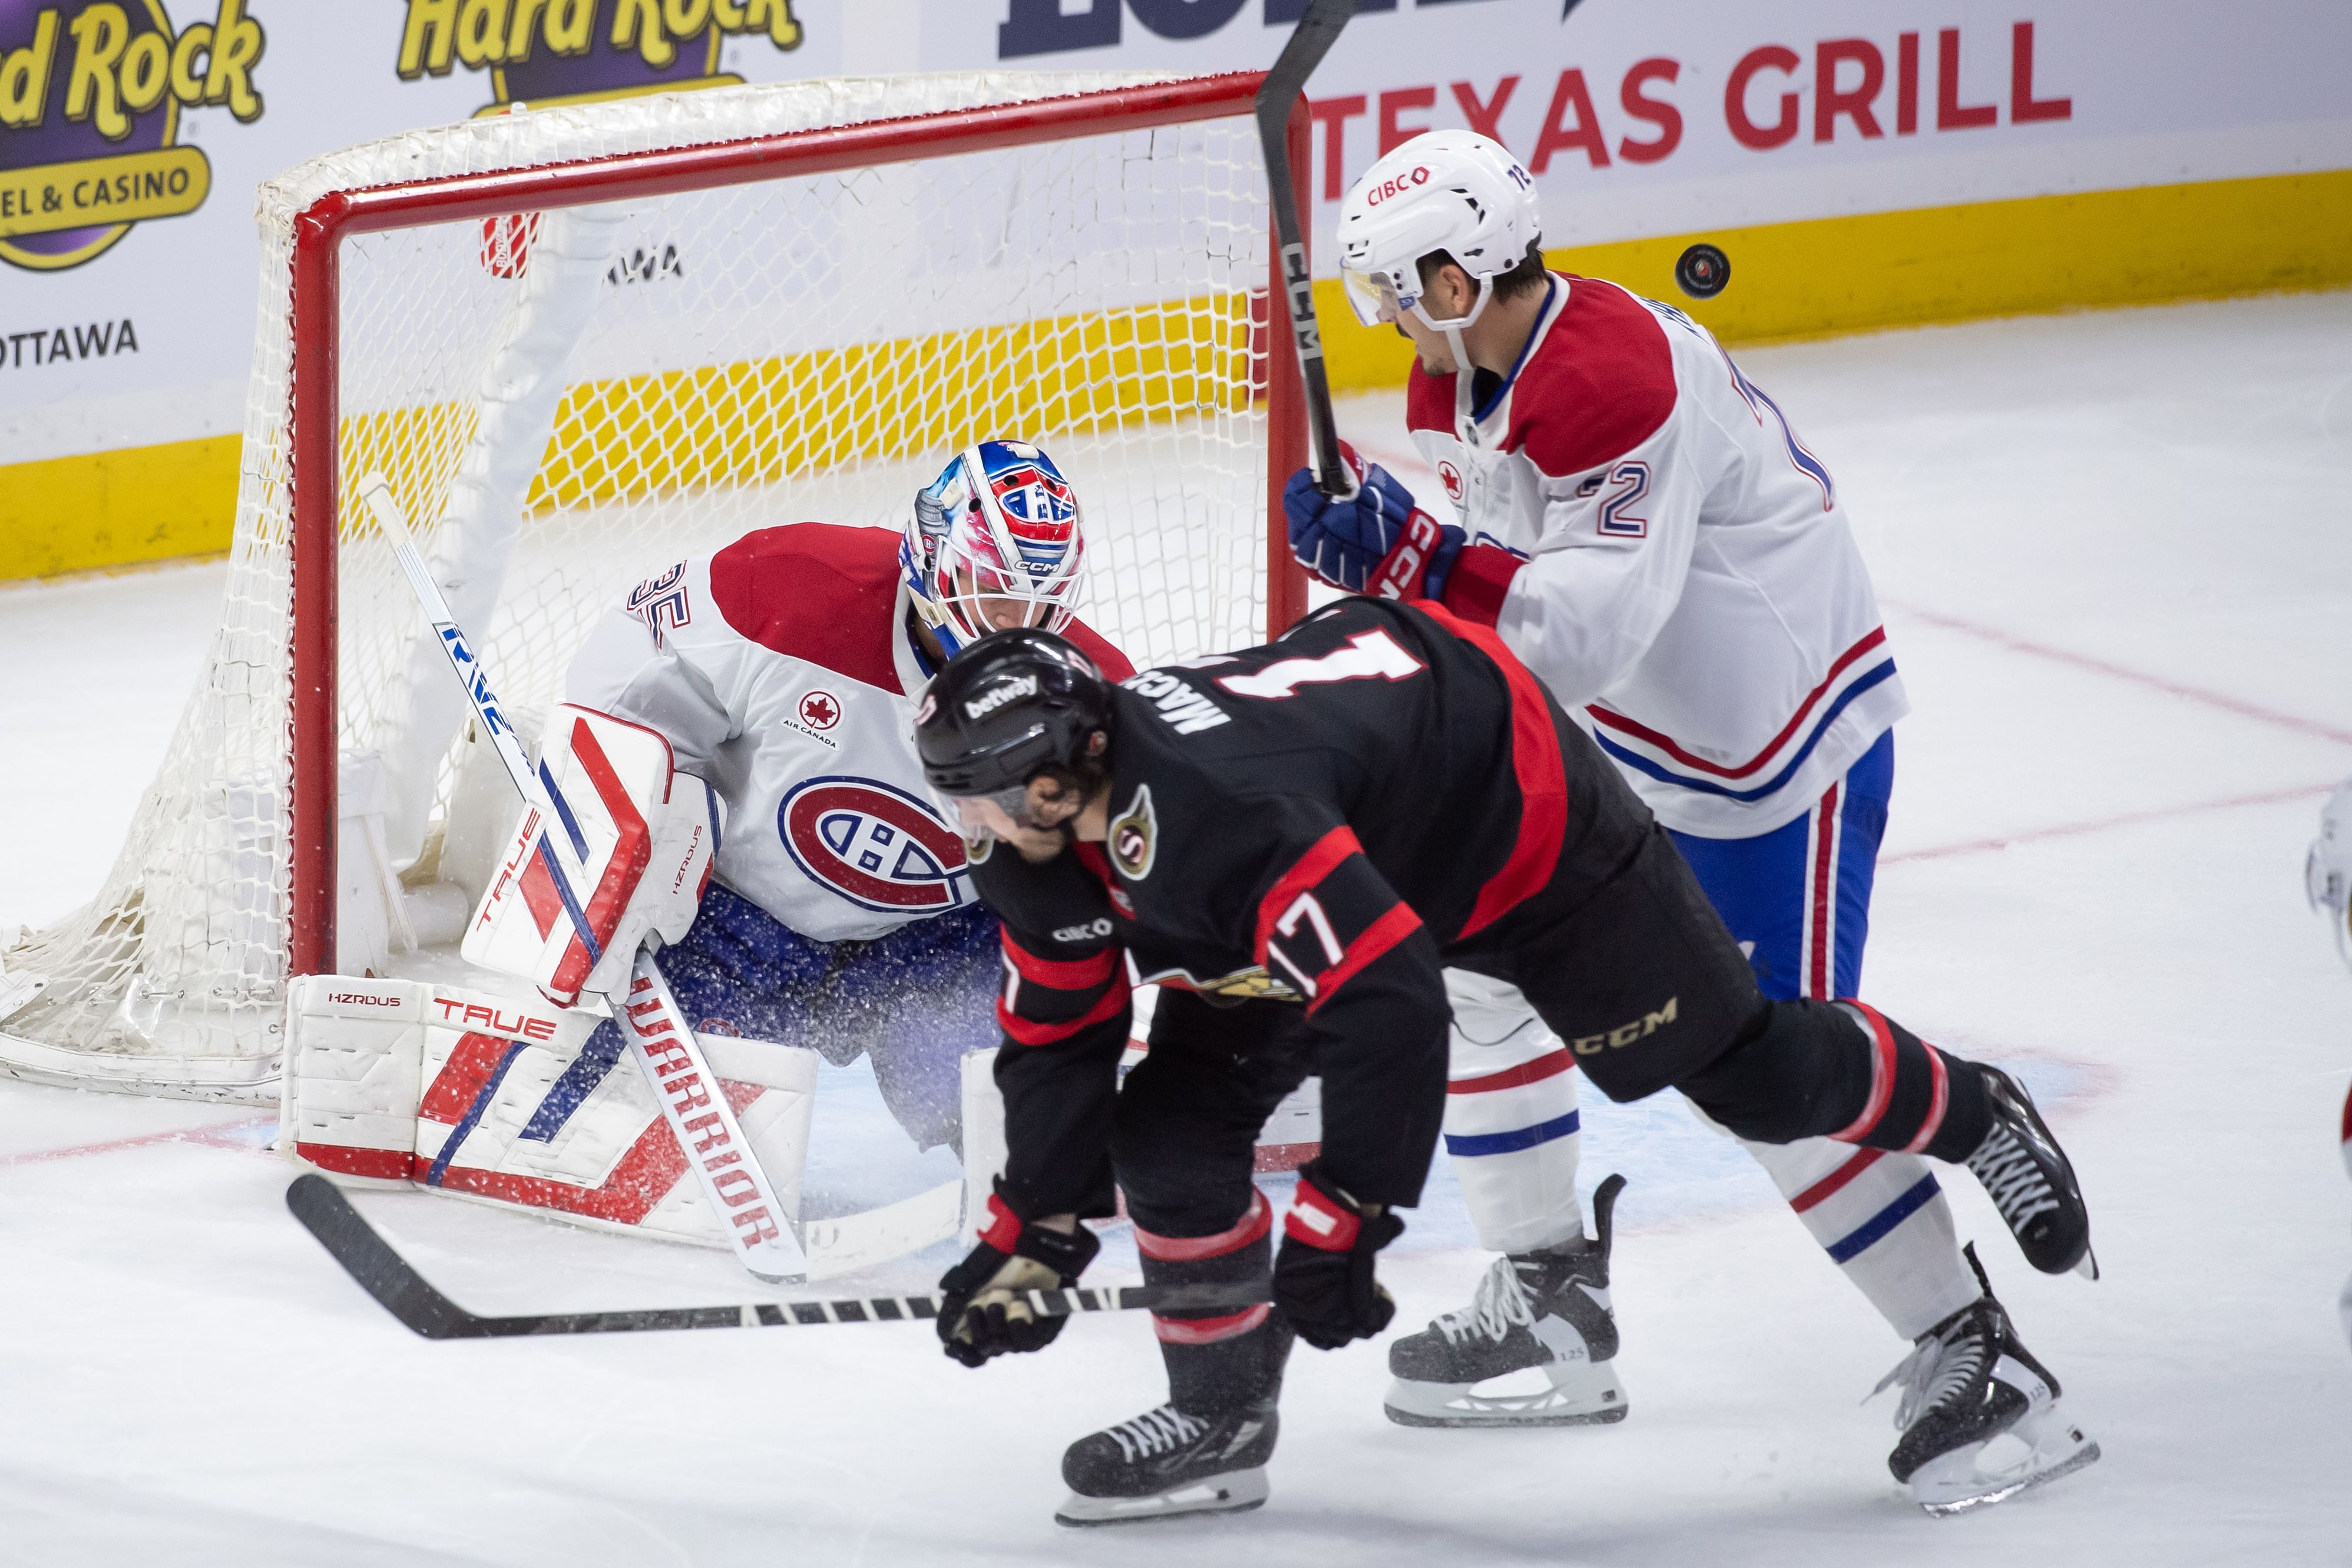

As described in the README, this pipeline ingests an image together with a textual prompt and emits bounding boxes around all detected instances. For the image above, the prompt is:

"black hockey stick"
[1255,0,1357,499]
[288,1175,1272,1341]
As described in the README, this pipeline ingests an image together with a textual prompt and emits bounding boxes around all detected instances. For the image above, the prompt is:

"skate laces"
[1437,1255,1538,1345]
[1967,1127,2062,1233]
[1872,1309,1992,1430]
[1109,1404,1206,1463]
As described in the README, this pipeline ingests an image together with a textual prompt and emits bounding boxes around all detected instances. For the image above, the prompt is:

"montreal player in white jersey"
[1285,131,2096,1511]
[550,441,1133,1156]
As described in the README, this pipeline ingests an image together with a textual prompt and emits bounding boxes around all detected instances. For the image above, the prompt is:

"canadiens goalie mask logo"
[778,776,975,914]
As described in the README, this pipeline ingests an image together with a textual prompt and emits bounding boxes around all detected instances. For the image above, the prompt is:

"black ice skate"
[1875,1245,2100,1515]
[1054,1400,1278,1526]
[1964,1066,2097,1278]
[1384,1173,1629,1428]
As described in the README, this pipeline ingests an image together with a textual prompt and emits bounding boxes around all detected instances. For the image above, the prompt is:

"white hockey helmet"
[1337,130,1542,335]
[901,439,1087,660]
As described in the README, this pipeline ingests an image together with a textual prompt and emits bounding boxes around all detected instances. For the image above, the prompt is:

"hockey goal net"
[0,71,1309,1101]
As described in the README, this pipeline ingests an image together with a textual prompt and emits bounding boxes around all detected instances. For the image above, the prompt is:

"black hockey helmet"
[916,627,1115,811]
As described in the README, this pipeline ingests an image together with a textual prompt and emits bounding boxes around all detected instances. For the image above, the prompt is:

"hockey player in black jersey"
[912,600,2092,1526]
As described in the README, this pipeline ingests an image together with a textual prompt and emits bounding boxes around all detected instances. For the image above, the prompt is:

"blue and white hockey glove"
[937,1189,1101,1368]
[1284,443,1464,601]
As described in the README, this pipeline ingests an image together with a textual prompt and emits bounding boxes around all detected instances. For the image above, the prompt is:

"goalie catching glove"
[937,1188,1102,1368]
[463,705,723,1007]
[1284,442,1464,603]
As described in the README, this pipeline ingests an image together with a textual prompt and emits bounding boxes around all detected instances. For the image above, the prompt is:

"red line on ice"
[1884,601,2352,748]
[1884,782,2335,865]
[0,1117,273,1170]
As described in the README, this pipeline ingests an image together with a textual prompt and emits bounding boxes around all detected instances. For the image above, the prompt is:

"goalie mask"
[915,628,1113,837]
[903,439,1087,660]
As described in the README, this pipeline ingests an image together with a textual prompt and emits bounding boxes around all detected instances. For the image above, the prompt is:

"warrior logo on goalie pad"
[779,776,975,915]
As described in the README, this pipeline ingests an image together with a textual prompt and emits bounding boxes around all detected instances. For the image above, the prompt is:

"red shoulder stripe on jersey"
[1587,627,1890,779]
[1441,543,1525,628]
[1449,1047,1575,1096]
[1406,362,1457,433]
[998,979,1130,1048]
[1304,902,1425,1018]
[1001,930,1119,991]
[709,522,904,693]
[1414,601,1569,939]
[1253,826,1365,965]
[1504,279,1678,479]
[1060,617,1136,683]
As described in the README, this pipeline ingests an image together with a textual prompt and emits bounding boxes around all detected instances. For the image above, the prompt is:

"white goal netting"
[0,72,1283,1101]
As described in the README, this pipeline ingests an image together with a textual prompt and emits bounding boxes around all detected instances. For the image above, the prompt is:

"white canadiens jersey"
[564,522,1132,942]
[1409,273,1908,838]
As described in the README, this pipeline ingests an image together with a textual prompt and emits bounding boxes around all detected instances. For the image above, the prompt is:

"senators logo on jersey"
[1109,785,1157,880]
[778,777,974,915]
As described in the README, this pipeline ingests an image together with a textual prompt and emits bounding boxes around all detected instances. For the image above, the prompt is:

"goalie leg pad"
[284,974,815,1248]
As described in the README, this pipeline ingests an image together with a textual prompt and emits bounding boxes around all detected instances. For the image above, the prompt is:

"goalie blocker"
[463,705,719,1009]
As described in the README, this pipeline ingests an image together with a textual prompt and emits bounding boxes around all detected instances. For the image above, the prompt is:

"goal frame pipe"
[286,72,1314,978]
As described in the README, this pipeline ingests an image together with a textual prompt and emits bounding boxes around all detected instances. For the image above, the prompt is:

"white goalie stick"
[289,1173,1272,1341]
[1256,0,1358,501]
[356,473,809,1282]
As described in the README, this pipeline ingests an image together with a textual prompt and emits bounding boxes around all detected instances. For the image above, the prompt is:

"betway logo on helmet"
[1364,166,1433,207]
[964,676,1036,720]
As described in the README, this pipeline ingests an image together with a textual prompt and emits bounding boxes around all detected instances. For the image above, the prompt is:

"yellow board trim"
[0,434,242,580]
[8,167,2350,581]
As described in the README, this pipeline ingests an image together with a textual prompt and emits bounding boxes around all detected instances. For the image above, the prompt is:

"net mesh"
[0,73,1278,1100]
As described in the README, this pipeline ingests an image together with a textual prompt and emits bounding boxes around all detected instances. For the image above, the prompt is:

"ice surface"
[4,293,2351,1565]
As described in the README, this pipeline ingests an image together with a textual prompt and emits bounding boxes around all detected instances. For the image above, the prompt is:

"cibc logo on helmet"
[1364,166,1433,207]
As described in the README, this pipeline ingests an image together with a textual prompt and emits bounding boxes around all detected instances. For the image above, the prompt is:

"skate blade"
[1383,1362,1629,1429]
[1911,1407,2100,1517]
[2074,1245,2100,1281]
[1054,1467,1269,1527]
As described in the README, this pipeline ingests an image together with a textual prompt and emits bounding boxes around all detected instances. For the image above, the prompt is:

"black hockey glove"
[1273,1162,1405,1351]
[936,1186,1101,1369]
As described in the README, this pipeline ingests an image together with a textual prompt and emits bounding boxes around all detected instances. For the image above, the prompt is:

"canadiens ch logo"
[1107,783,1156,881]
[798,689,840,732]
[778,776,972,915]
[0,0,262,273]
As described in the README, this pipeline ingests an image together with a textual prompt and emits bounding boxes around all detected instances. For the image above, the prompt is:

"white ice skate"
[1384,1174,1629,1428]
[1875,1245,2099,1515]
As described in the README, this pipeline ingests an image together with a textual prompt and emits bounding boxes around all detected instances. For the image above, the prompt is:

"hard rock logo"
[0,0,262,272]
[395,0,803,115]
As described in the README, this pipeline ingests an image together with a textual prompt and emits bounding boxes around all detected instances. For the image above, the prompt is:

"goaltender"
[912,598,2092,1526]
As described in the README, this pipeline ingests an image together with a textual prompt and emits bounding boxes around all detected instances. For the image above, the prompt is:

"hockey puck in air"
[1675,243,1730,300]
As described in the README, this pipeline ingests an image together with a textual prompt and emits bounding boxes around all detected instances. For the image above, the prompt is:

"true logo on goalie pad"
[778,776,975,915]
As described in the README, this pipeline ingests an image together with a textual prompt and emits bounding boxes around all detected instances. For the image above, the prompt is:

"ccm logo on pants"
[1568,997,1678,1056]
